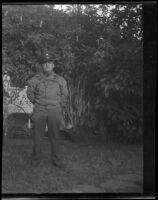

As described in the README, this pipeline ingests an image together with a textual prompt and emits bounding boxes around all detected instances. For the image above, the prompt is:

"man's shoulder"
[34,73,43,80]
[56,74,67,84]
[28,73,42,83]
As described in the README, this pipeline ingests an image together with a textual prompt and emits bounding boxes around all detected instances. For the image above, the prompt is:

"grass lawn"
[2,133,143,193]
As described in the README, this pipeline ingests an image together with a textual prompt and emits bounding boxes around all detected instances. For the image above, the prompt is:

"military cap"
[39,52,54,64]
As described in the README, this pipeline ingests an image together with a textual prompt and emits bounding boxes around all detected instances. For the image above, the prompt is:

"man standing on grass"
[27,51,68,168]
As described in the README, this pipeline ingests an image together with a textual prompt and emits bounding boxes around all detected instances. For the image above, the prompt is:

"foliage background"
[2,4,143,142]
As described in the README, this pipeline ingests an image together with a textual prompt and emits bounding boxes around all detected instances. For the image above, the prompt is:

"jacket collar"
[39,72,57,80]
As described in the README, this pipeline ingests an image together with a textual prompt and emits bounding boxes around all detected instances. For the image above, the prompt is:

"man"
[27,52,68,168]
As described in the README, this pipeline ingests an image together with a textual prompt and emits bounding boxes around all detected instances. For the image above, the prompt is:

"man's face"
[42,62,54,74]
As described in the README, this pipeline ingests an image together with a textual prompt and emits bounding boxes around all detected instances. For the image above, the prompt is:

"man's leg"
[32,110,47,162]
[47,107,63,166]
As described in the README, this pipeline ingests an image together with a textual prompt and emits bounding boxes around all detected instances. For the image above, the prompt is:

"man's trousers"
[32,106,62,164]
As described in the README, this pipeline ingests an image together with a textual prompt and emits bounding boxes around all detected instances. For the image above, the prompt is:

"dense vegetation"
[2,4,143,142]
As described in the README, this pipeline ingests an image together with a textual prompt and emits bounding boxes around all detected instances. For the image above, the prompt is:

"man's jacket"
[27,72,68,110]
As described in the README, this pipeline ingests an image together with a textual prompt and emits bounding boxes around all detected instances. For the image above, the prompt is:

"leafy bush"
[2,4,143,142]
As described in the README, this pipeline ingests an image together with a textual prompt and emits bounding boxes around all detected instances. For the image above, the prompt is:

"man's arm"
[26,78,37,104]
[59,76,68,106]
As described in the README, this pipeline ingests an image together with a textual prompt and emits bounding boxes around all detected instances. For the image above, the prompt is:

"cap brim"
[40,59,54,64]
